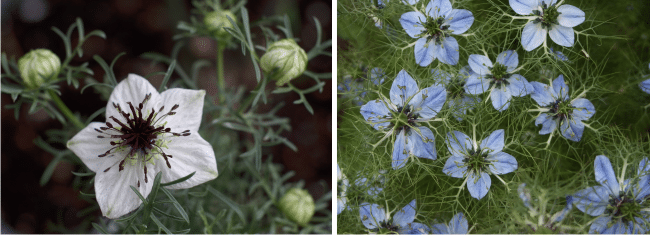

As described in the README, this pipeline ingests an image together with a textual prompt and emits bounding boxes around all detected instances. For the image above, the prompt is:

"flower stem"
[216,43,226,102]
[48,90,85,130]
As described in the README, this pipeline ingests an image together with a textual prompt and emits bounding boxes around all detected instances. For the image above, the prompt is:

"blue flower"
[370,67,386,85]
[399,0,474,66]
[337,164,349,215]
[464,50,534,111]
[360,199,429,233]
[338,75,367,106]
[353,170,386,197]
[509,0,585,51]
[430,212,469,234]
[360,70,446,169]
[572,155,650,234]
[641,63,650,94]
[442,129,518,199]
[530,75,595,142]
[431,66,481,121]
[550,47,569,61]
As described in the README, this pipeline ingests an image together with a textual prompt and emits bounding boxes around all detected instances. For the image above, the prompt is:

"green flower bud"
[260,39,308,86]
[278,188,314,226]
[18,49,61,89]
[204,10,236,38]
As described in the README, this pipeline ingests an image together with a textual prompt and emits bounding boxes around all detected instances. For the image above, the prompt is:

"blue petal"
[521,21,546,51]
[549,25,575,47]
[392,130,409,169]
[639,78,650,94]
[588,216,612,234]
[496,50,519,72]
[402,0,418,5]
[487,152,518,175]
[459,65,475,78]
[467,171,491,199]
[559,118,584,142]
[509,0,538,15]
[479,129,505,153]
[507,74,534,97]
[393,199,416,227]
[446,130,473,157]
[464,73,491,95]
[445,9,474,35]
[434,36,460,65]
[594,155,621,197]
[409,84,447,119]
[403,222,431,234]
[637,157,650,175]
[468,54,493,76]
[370,67,386,85]
[551,75,569,101]
[360,202,387,229]
[360,99,392,130]
[354,177,368,187]
[400,12,427,38]
[414,37,436,67]
[571,98,595,121]
[550,47,569,61]
[390,70,420,107]
[557,4,585,28]
[406,126,437,160]
[443,155,468,178]
[518,183,533,209]
[572,185,609,216]
[430,223,449,234]
[631,217,647,234]
[425,0,452,19]
[337,198,346,214]
[602,220,626,234]
[490,86,512,111]
[530,81,555,106]
[448,212,469,234]
[535,113,558,135]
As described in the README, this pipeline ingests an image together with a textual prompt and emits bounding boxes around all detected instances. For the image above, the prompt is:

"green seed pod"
[204,10,236,38]
[278,188,315,226]
[18,49,61,89]
[260,39,308,86]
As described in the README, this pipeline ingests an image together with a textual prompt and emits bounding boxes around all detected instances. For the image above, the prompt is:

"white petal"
[160,88,206,133]
[157,134,218,189]
[67,122,123,173]
[106,74,162,123]
[95,160,155,219]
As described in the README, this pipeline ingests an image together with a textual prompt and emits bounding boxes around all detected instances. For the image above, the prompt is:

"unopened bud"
[204,10,236,38]
[278,188,314,226]
[260,39,307,86]
[18,49,61,89]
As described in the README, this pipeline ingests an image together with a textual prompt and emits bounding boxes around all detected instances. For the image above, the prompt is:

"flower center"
[94,93,190,185]
[378,221,399,232]
[605,192,643,224]
[420,16,449,43]
[533,3,559,28]
[548,100,572,121]
[463,148,490,174]
[490,63,511,88]
[392,105,420,132]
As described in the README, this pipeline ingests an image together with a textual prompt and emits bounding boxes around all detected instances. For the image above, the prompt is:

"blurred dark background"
[1,0,331,233]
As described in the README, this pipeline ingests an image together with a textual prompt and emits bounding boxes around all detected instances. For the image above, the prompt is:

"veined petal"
[106,74,162,123]
[496,50,519,72]
[509,0,538,15]
[479,129,505,154]
[410,84,447,119]
[559,118,584,141]
[549,25,575,47]
[521,21,546,51]
[391,70,420,107]
[487,152,518,175]
[360,203,387,230]
[588,216,613,234]
[95,159,155,219]
[414,38,436,67]
[551,75,569,101]
[443,155,468,178]
[530,82,555,106]
[557,4,585,28]
[426,0,452,19]
[393,130,409,169]
[67,122,124,173]
[491,86,512,111]
[535,113,558,135]
[400,12,427,38]
[430,223,449,234]
[360,99,392,130]
[464,73,491,95]
[507,74,534,97]
[602,220,626,234]
[594,155,621,197]
[406,126,437,160]
[156,134,218,189]
[467,171,491,199]
[402,222,431,234]
[573,185,609,216]
[446,130,472,157]
[448,212,469,234]
[468,54,493,76]
[445,9,474,35]
[160,88,206,133]
[393,199,417,227]
[640,78,650,94]
[434,36,460,65]
[571,98,595,121]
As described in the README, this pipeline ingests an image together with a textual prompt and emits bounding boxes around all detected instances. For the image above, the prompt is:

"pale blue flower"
[338,75,367,106]
[510,0,585,51]
[353,170,386,197]
[443,129,518,199]
[337,164,349,215]
[360,70,446,169]
[360,199,429,233]
[572,155,650,234]
[550,47,569,61]
[399,0,474,66]
[370,67,386,85]
[530,75,595,142]
[431,66,481,121]
[464,50,534,111]
[430,212,469,234]
[641,63,650,94]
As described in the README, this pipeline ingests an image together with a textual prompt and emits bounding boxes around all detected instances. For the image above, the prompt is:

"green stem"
[217,43,226,102]
[48,90,85,130]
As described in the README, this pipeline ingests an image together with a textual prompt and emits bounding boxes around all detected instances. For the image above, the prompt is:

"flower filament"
[419,16,449,44]
[532,2,559,28]
[463,148,490,174]
[548,99,572,122]
[605,191,643,224]
[489,63,511,89]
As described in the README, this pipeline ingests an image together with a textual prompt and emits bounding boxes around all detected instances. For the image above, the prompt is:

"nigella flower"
[442,129,518,199]
[360,70,446,169]
[432,66,480,121]
[338,75,367,106]
[360,199,429,233]
[509,0,585,51]
[549,47,569,61]
[430,212,469,234]
[530,75,595,142]
[354,170,387,197]
[572,155,650,234]
[641,63,650,94]
[399,0,474,66]
[66,74,218,219]
[464,50,534,111]
[337,164,349,215]
[370,67,386,85]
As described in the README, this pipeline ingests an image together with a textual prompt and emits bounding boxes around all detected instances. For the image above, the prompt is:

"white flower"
[67,74,218,219]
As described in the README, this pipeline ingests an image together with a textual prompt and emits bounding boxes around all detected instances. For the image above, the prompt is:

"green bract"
[278,188,315,226]
[260,39,307,86]
[204,10,236,38]
[18,49,61,89]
